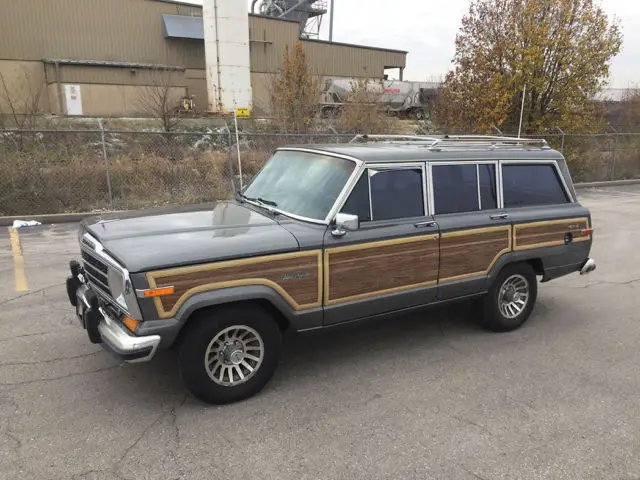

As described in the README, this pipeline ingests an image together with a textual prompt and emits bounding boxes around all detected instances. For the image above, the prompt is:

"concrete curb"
[2,180,639,227]
[0,202,218,227]
[573,179,640,189]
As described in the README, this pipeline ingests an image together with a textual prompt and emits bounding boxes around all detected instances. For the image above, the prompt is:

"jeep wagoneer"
[66,135,596,404]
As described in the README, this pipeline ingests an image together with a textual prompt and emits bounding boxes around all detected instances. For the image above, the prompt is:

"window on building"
[340,167,425,221]
[433,164,479,214]
[502,164,569,207]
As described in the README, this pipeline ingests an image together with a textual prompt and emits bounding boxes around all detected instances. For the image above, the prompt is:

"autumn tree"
[335,79,393,134]
[435,0,623,133]
[270,42,320,133]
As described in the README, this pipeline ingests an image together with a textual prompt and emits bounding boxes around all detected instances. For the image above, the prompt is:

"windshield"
[242,150,357,221]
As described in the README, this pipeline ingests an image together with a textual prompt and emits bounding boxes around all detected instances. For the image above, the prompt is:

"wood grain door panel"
[324,234,440,306]
[439,226,512,282]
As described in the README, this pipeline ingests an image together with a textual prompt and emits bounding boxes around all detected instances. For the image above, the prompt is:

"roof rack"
[349,134,440,144]
[431,135,549,149]
[349,134,550,150]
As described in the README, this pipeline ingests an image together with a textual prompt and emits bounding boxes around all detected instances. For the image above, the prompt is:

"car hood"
[82,201,300,272]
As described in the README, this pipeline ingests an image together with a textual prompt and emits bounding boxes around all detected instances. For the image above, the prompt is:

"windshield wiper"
[238,193,278,209]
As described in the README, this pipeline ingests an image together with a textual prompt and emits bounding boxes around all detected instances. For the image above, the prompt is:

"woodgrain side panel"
[147,251,322,318]
[439,226,512,282]
[325,235,440,305]
[514,217,591,250]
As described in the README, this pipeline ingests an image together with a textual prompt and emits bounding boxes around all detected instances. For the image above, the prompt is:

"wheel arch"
[170,285,303,348]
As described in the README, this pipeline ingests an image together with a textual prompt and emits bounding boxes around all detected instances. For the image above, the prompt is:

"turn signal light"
[143,286,175,298]
[122,316,140,333]
[581,228,594,235]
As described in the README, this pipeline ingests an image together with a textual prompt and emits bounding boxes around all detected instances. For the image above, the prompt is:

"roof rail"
[349,134,440,144]
[349,133,551,150]
[430,135,548,149]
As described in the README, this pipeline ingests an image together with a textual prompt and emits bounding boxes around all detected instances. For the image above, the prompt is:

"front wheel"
[178,305,282,404]
[479,263,538,332]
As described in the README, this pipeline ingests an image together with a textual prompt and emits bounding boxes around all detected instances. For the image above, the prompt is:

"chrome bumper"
[98,308,161,363]
[72,281,161,363]
[580,258,597,275]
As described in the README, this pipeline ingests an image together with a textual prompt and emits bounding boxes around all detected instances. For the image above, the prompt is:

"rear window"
[502,164,569,208]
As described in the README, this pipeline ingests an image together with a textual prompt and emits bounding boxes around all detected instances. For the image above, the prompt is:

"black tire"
[479,263,538,332]
[178,305,282,405]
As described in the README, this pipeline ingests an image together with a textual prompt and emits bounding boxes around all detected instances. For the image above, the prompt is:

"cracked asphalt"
[1,184,640,480]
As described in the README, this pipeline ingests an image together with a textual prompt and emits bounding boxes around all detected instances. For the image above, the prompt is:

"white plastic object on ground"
[12,220,42,228]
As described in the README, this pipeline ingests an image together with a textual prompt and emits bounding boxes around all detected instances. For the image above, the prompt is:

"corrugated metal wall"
[1,0,404,79]
[0,0,204,66]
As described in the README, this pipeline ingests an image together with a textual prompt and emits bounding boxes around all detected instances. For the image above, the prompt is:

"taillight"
[581,228,594,235]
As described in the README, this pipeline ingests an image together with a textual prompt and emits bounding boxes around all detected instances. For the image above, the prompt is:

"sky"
[186,0,640,89]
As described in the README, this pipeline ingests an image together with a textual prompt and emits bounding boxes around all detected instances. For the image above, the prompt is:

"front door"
[323,163,440,326]
[430,161,512,300]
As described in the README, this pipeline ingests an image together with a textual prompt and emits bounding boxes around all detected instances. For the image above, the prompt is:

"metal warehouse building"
[0,0,407,117]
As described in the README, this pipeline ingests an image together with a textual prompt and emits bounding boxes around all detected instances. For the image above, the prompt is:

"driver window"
[340,167,425,222]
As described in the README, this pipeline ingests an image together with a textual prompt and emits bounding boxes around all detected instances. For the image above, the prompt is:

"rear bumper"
[579,258,597,275]
[69,279,161,363]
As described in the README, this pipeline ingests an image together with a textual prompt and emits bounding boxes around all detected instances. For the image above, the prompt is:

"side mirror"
[332,212,359,237]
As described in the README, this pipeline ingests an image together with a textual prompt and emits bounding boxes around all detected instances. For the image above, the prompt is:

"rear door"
[323,162,440,325]
[429,161,512,300]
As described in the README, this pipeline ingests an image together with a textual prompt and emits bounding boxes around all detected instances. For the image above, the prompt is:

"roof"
[278,143,564,163]
[302,38,408,55]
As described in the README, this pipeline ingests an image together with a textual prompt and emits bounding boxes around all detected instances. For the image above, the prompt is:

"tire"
[479,263,538,332]
[178,305,282,405]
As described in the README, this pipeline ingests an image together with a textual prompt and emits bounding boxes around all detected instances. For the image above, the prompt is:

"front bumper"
[67,271,160,363]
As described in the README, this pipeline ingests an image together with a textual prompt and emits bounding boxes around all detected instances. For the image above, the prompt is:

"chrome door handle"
[414,221,437,228]
[489,214,509,220]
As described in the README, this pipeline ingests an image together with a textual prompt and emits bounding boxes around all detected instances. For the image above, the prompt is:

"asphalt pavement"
[1,185,639,480]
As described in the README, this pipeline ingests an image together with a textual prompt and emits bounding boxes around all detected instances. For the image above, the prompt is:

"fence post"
[609,126,619,181]
[224,122,237,193]
[97,119,114,210]
[555,127,565,154]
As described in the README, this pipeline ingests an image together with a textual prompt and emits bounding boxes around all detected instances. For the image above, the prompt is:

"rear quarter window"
[502,164,569,208]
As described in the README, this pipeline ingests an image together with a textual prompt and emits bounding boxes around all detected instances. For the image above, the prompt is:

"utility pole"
[329,0,335,42]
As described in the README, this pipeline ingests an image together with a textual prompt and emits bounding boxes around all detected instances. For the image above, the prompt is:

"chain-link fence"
[1,128,639,216]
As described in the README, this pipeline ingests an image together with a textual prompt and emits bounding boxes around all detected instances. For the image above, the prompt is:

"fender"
[136,284,323,347]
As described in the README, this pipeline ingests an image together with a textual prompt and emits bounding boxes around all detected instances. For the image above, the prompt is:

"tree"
[435,0,623,133]
[0,68,45,129]
[270,41,320,133]
[335,79,392,134]
[137,68,183,132]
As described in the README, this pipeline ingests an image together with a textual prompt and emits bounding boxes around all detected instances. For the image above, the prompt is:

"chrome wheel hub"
[205,326,264,386]
[498,274,530,319]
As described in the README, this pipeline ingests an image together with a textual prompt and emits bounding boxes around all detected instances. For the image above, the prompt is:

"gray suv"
[66,135,596,404]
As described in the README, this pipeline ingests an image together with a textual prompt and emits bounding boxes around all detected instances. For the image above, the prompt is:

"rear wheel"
[178,305,282,404]
[479,263,537,332]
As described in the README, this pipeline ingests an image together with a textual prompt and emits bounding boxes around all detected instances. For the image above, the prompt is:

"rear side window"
[503,164,569,207]
[479,164,498,210]
[432,164,479,214]
[340,167,425,221]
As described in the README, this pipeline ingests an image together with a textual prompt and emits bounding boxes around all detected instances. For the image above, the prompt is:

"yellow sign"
[235,107,250,118]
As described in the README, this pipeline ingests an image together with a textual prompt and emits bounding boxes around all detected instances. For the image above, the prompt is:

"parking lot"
[1,184,639,480]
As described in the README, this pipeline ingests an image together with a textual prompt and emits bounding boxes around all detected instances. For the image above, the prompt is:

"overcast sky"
[186,0,639,88]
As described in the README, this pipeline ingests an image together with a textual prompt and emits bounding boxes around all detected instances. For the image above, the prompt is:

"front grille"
[81,250,112,297]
